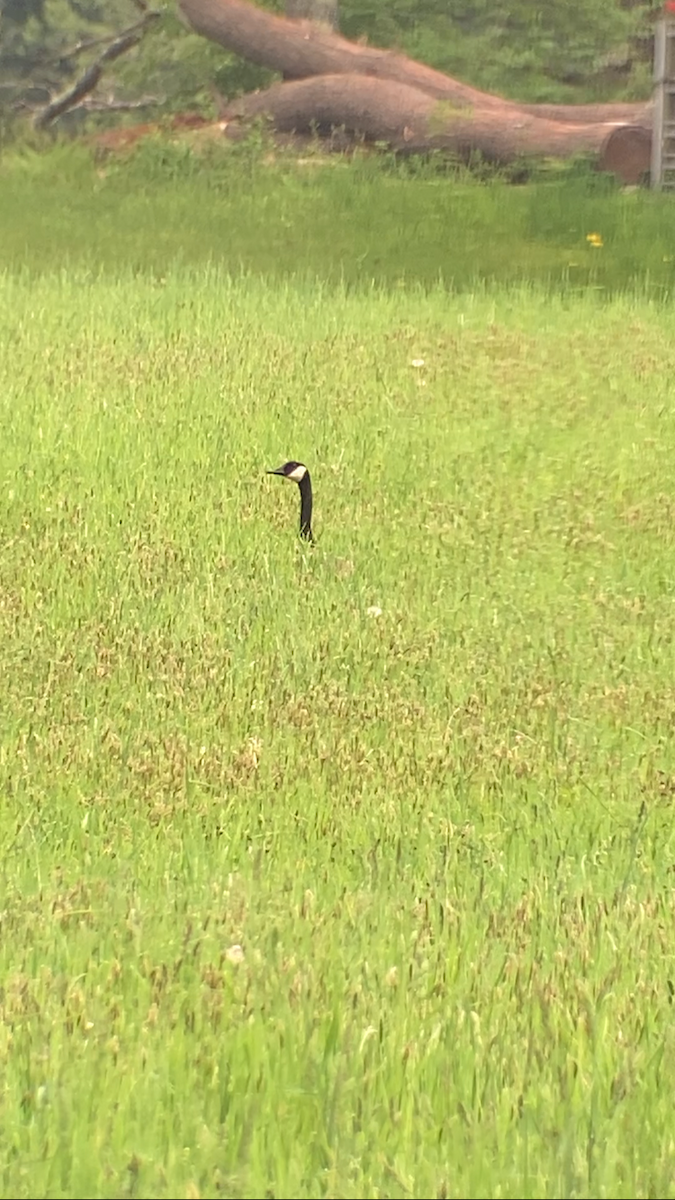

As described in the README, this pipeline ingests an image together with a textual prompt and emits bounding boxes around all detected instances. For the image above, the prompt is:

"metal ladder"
[651,16,675,189]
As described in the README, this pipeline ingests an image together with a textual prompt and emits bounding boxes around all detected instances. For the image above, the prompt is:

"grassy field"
[2,146,675,1198]
[1,139,675,295]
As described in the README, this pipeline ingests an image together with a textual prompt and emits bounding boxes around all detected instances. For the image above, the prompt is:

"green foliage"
[0,0,152,124]
[1,0,48,26]
[2,257,675,1197]
[340,0,655,101]
[0,0,133,78]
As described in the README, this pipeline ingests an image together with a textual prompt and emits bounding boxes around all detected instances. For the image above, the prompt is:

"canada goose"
[267,460,314,543]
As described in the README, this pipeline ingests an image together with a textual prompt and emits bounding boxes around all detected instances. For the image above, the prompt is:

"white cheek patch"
[288,465,307,482]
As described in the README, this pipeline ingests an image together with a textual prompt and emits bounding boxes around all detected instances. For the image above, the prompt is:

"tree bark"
[285,0,338,32]
[179,0,651,127]
[518,101,650,128]
[223,74,632,163]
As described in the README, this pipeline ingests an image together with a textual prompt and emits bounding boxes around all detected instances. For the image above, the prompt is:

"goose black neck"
[298,471,313,543]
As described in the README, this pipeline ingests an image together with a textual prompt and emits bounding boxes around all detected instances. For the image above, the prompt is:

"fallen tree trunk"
[179,0,651,127]
[223,74,633,163]
[598,124,652,184]
[519,101,650,128]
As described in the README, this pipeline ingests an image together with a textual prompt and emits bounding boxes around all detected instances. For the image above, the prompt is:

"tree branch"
[33,10,161,130]
[46,13,161,68]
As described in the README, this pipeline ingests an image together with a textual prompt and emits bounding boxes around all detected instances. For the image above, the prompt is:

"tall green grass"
[2,261,675,1197]
[1,139,674,294]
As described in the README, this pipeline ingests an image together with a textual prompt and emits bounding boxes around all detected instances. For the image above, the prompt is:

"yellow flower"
[586,232,603,248]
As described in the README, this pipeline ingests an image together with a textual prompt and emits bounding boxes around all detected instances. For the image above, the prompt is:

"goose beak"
[266,466,285,476]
